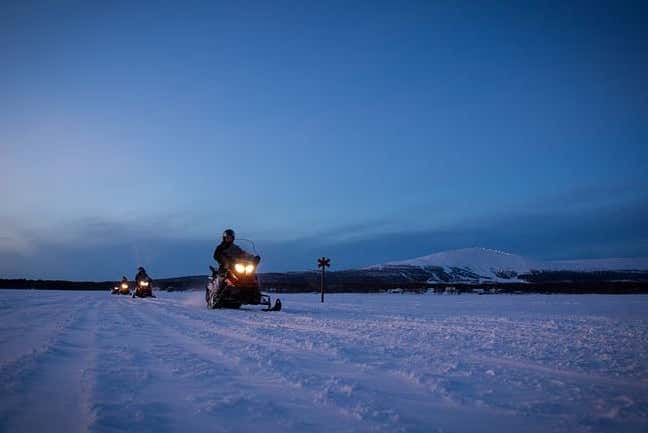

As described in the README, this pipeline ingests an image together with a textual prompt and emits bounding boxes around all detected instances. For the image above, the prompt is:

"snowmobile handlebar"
[210,255,261,278]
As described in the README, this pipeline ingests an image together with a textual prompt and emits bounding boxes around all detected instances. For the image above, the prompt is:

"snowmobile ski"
[265,298,282,312]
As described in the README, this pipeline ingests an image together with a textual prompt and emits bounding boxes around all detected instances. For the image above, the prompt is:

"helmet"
[138,267,145,272]
[223,229,235,240]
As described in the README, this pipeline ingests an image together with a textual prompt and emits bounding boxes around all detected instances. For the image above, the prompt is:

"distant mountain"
[368,247,539,283]
[367,247,648,284]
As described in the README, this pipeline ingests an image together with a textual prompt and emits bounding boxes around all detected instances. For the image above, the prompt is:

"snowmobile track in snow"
[1,291,648,433]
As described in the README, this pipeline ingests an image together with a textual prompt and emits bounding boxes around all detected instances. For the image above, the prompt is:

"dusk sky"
[1,1,647,279]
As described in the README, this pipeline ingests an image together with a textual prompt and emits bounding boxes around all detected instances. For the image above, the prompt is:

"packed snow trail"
[1,291,647,433]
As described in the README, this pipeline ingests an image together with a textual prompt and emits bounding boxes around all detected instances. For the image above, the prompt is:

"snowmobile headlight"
[121,283,128,289]
[140,280,149,287]
[245,264,255,274]
[235,263,246,274]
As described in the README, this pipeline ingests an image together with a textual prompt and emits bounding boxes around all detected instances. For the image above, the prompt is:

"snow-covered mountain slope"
[368,247,648,284]
[368,248,539,283]
[384,247,541,273]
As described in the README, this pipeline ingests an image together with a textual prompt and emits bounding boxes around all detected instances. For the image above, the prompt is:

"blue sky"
[1,0,647,279]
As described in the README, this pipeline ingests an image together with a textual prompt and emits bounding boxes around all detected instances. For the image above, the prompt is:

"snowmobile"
[132,278,155,298]
[118,281,130,295]
[112,281,130,295]
[206,260,281,311]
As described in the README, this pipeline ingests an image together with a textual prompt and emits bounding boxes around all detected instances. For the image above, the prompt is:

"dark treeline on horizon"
[2,271,648,294]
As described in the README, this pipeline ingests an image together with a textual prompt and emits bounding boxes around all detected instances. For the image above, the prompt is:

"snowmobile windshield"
[236,239,257,256]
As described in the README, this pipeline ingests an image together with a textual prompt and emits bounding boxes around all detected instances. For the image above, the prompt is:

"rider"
[133,267,154,297]
[135,267,150,284]
[210,229,259,298]
[213,229,259,271]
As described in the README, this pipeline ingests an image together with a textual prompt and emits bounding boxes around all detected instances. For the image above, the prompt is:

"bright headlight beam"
[235,263,245,274]
[245,264,255,274]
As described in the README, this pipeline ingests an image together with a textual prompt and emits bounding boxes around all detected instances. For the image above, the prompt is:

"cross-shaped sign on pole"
[317,257,330,303]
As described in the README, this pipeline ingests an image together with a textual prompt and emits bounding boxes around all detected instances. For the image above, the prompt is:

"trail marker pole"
[317,257,330,303]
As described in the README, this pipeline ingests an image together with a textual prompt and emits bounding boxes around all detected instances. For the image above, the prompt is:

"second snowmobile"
[112,280,130,295]
[206,259,281,311]
[133,278,155,298]
[118,281,130,295]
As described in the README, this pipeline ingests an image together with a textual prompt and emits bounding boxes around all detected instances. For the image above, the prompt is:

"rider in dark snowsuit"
[133,267,155,297]
[213,229,258,271]
[135,267,150,284]
[208,229,259,301]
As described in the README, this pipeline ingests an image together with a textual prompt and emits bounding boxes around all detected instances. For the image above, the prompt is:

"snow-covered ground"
[1,291,647,433]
